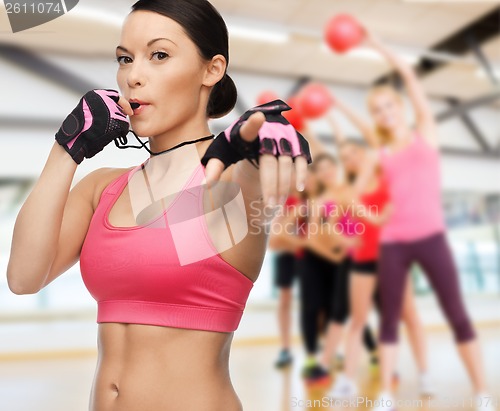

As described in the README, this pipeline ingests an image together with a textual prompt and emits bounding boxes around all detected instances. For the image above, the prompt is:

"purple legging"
[378,232,476,343]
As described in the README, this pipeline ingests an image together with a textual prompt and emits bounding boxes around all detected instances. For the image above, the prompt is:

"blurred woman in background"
[311,152,379,375]
[286,167,347,386]
[269,183,302,369]
[298,128,380,385]
[353,28,495,411]
[322,111,432,400]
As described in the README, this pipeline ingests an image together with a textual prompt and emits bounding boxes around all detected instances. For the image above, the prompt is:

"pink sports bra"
[79,161,254,333]
[322,200,356,237]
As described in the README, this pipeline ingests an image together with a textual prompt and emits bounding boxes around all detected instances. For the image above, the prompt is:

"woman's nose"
[127,62,146,88]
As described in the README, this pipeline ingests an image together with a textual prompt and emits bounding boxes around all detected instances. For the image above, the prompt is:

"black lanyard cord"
[114,130,214,156]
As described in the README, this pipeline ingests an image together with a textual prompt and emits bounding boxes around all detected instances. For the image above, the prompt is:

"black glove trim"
[201,131,247,168]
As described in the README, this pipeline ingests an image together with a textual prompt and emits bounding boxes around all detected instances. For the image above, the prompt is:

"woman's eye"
[116,56,132,65]
[151,51,169,61]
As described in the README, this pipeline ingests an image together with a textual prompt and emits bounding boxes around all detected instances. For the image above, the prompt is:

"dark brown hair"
[131,0,237,118]
[310,152,338,172]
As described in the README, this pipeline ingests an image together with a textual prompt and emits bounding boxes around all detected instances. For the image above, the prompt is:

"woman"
[269,185,302,369]
[354,30,495,411]
[271,166,346,385]
[299,127,380,375]
[6,1,310,410]
[311,152,361,365]
[300,151,382,384]
[324,113,432,399]
[297,165,351,385]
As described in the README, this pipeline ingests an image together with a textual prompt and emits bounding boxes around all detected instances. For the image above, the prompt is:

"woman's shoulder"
[414,125,439,150]
[80,166,136,211]
[315,192,332,204]
[83,166,135,186]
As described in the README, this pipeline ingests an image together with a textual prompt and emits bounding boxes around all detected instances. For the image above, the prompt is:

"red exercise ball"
[283,97,305,131]
[298,83,334,119]
[324,14,365,53]
[256,90,279,106]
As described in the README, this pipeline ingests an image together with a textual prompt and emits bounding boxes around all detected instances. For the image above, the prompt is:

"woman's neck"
[387,124,412,146]
[346,171,358,185]
[325,180,343,193]
[147,119,212,156]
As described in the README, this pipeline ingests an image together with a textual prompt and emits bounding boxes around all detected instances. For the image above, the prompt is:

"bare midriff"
[89,323,242,411]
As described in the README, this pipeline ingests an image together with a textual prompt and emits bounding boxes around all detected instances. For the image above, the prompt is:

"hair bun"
[207,74,237,119]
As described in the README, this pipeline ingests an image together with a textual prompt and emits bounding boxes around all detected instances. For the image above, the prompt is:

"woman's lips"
[130,102,151,116]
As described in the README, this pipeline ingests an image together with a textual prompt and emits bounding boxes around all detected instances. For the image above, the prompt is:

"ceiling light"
[320,42,419,65]
[475,68,500,80]
[70,5,124,28]
[228,24,290,44]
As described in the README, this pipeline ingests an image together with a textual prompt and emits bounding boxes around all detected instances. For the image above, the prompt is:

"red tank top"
[351,177,390,262]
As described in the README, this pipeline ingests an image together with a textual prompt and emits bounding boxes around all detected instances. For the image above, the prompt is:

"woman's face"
[116,10,218,138]
[368,91,405,134]
[339,143,363,175]
[314,158,337,187]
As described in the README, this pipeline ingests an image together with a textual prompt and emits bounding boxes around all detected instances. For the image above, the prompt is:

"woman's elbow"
[6,268,42,295]
[8,282,40,295]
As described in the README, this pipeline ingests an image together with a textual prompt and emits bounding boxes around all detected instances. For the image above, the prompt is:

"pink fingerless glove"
[55,89,130,164]
[201,100,312,169]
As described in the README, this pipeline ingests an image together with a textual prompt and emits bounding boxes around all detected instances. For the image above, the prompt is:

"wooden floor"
[233,326,500,411]
[0,327,498,411]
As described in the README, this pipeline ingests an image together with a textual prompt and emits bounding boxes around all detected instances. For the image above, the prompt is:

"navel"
[110,382,119,396]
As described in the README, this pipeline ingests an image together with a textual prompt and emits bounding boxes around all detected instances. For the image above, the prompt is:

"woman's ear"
[203,54,226,87]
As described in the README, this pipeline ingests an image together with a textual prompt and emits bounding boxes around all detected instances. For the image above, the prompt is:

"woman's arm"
[7,143,97,294]
[352,150,380,196]
[269,230,304,253]
[268,206,305,253]
[301,124,328,159]
[333,100,379,148]
[306,237,346,263]
[7,91,135,294]
[365,33,438,146]
[203,111,311,281]
[326,111,347,146]
[352,201,393,226]
[215,112,309,223]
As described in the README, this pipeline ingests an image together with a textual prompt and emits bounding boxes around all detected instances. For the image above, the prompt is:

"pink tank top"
[379,132,445,243]
[79,162,254,332]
